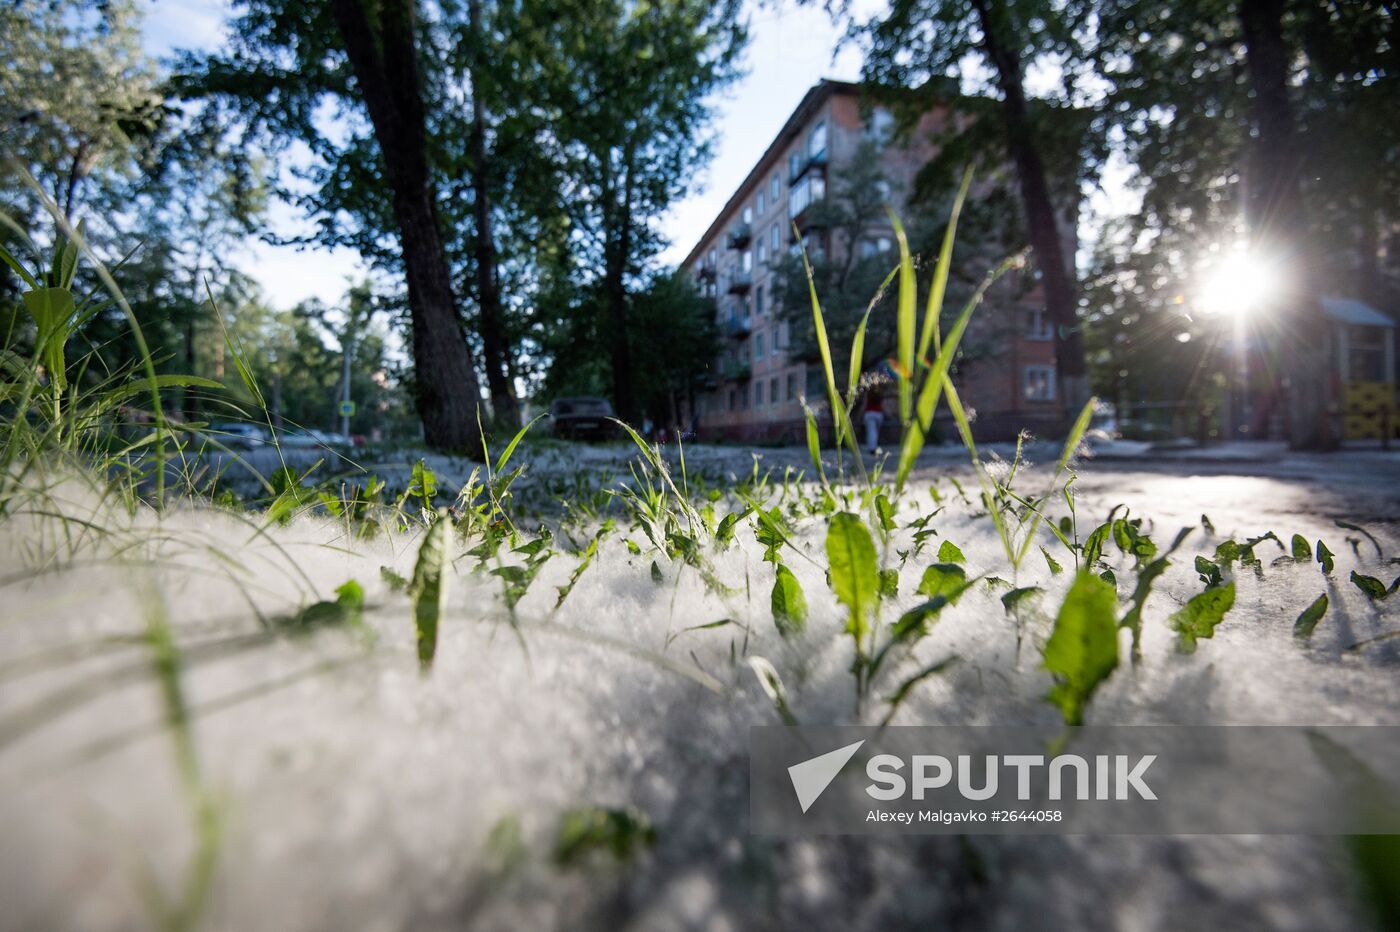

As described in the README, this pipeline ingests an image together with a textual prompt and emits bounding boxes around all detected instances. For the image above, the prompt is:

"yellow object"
[1342,381,1399,439]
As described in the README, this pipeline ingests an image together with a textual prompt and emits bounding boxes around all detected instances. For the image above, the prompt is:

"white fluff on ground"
[0,444,1397,931]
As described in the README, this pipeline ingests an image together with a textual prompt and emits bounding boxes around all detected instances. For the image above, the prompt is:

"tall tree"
[1237,0,1329,447]
[326,0,484,453]
[1087,0,1395,447]
[183,0,485,455]
[508,0,745,423]
[855,0,1094,413]
[462,0,518,426]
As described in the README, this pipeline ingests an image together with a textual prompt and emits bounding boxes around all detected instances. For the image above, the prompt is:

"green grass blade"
[0,240,38,290]
[410,512,451,671]
[14,163,171,500]
[1055,397,1097,476]
[919,166,974,362]
[797,229,859,460]
[894,254,1019,491]
[847,308,871,406]
[1043,572,1120,725]
[495,414,545,475]
[845,263,899,408]
[889,209,916,425]
[1010,395,1098,568]
[826,511,878,645]
[802,404,828,490]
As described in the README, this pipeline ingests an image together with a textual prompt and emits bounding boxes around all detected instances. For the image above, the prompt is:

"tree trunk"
[971,0,1090,418]
[467,0,519,427]
[183,313,198,423]
[1239,0,1332,449]
[603,155,637,423]
[329,0,484,457]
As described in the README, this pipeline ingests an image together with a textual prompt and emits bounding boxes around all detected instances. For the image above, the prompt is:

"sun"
[1197,250,1285,317]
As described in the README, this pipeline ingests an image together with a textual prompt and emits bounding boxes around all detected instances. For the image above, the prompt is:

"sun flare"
[1198,250,1285,316]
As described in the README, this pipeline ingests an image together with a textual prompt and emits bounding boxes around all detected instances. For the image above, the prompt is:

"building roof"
[680,79,863,270]
[1323,296,1395,328]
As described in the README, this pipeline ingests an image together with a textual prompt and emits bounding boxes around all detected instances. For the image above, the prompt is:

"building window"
[1024,365,1056,401]
[754,380,764,406]
[788,151,801,179]
[707,248,717,267]
[859,237,893,258]
[728,389,736,411]
[757,191,765,214]
[771,172,781,201]
[769,376,779,405]
[1026,309,1054,341]
[742,249,753,272]
[757,239,767,264]
[808,121,827,159]
[755,332,765,359]
[770,223,780,252]
[742,205,753,225]
[771,325,779,356]
[786,373,797,402]
[864,107,894,143]
[755,286,764,316]
[1346,325,1388,381]
[741,385,749,409]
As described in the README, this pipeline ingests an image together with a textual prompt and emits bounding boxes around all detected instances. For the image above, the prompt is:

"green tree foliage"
[182,0,486,453]
[542,271,719,430]
[502,0,745,421]
[851,0,1097,412]
[770,142,902,390]
[1083,1,1398,442]
[0,0,275,427]
[0,0,164,224]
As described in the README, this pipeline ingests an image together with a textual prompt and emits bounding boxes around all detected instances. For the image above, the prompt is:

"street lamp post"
[340,330,353,439]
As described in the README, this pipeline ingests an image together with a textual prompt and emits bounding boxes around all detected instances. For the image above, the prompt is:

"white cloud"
[140,0,229,57]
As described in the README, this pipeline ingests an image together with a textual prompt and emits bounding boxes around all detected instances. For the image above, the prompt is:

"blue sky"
[141,0,1133,312]
[140,0,878,310]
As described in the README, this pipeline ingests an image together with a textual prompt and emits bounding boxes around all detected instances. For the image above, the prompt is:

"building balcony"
[788,150,828,184]
[695,264,717,282]
[722,315,752,339]
[726,223,752,249]
[790,197,829,233]
[726,270,752,294]
[721,358,752,381]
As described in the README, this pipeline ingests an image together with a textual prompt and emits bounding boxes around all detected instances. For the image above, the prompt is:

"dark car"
[549,397,615,441]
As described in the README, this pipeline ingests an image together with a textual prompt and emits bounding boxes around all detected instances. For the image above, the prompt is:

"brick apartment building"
[682,79,1068,442]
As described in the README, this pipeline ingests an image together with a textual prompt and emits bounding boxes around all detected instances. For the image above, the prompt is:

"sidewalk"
[1087,440,1290,463]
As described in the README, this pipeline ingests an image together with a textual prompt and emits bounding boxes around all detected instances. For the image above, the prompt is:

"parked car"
[209,422,270,449]
[548,397,615,441]
[275,428,350,450]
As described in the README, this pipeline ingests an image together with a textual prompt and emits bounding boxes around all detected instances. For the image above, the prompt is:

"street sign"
[338,400,356,417]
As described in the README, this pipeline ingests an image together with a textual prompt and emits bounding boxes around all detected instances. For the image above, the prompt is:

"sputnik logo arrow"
[788,740,865,813]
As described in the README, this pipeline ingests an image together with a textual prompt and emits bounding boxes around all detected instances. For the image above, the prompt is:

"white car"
[209,422,270,449]
[277,428,350,450]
